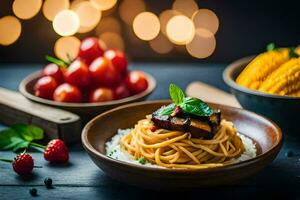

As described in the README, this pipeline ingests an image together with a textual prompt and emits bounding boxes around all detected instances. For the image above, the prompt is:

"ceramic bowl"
[223,56,300,136]
[82,100,282,190]
[19,70,156,123]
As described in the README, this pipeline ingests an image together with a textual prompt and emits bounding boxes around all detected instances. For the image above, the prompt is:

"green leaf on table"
[156,103,176,116]
[0,124,44,152]
[180,97,213,117]
[288,47,299,58]
[0,129,19,149]
[169,84,185,105]
[11,124,44,142]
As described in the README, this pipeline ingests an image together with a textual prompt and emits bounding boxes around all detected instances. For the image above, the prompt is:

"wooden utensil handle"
[0,87,81,144]
[186,82,241,108]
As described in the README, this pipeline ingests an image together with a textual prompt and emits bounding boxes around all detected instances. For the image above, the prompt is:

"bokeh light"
[90,0,117,11]
[95,16,121,35]
[166,15,195,45]
[99,32,124,51]
[43,0,70,21]
[186,28,216,58]
[172,0,198,18]
[70,0,85,10]
[133,12,160,41]
[73,1,101,33]
[53,10,80,36]
[0,16,22,46]
[119,0,146,25]
[149,33,173,54]
[192,9,219,34]
[159,9,180,35]
[13,0,42,20]
[54,36,81,61]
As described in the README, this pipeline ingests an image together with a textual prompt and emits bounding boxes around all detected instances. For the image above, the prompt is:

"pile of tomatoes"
[34,37,148,103]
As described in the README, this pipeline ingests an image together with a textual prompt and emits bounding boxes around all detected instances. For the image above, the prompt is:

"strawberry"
[12,153,34,176]
[44,139,69,162]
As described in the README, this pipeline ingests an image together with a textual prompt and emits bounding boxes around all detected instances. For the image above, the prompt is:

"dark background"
[0,0,299,63]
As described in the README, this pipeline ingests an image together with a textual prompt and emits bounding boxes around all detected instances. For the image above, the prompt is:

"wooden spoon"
[0,87,81,144]
[186,81,241,108]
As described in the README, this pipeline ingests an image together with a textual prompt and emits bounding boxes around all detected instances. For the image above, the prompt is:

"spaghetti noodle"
[120,116,245,169]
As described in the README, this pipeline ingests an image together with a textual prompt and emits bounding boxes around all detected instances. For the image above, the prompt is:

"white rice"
[106,129,257,168]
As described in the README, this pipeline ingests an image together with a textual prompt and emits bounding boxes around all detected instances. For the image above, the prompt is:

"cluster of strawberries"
[11,139,68,176]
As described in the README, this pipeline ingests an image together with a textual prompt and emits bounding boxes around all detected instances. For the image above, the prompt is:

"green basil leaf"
[180,97,213,117]
[11,124,44,142]
[156,103,176,116]
[28,125,44,140]
[11,137,30,152]
[289,47,299,58]
[0,129,19,149]
[11,124,33,141]
[169,84,185,105]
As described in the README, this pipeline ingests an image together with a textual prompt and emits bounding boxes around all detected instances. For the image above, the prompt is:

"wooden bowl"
[19,70,156,122]
[223,56,300,136]
[82,100,282,190]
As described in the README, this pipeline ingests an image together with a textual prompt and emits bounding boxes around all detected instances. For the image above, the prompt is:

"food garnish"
[152,84,220,139]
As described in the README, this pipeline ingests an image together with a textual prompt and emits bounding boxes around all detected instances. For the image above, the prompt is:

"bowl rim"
[223,55,300,100]
[19,70,156,107]
[81,100,283,174]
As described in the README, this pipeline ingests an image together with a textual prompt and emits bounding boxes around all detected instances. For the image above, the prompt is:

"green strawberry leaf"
[11,124,44,142]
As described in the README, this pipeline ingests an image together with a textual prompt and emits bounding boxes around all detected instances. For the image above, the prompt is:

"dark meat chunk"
[151,110,221,139]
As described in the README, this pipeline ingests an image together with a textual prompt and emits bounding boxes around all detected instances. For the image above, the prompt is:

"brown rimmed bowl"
[223,56,300,136]
[82,100,282,190]
[19,70,156,122]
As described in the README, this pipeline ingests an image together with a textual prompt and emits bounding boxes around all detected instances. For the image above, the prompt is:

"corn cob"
[236,49,289,90]
[288,89,300,97]
[258,57,300,95]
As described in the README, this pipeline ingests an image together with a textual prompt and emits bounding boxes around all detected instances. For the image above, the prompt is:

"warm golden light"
[53,10,80,36]
[0,16,22,46]
[119,0,146,25]
[159,9,180,35]
[133,12,160,41]
[13,0,42,20]
[166,15,195,45]
[172,0,198,18]
[99,32,124,51]
[70,0,85,10]
[54,36,81,61]
[90,0,117,11]
[43,0,70,21]
[192,9,219,34]
[149,33,173,54]
[186,28,216,58]
[95,16,121,35]
[73,1,101,33]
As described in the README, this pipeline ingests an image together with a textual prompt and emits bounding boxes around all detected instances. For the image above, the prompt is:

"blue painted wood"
[0,63,299,199]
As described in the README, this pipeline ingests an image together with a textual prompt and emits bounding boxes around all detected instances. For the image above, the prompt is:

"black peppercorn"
[29,188,37,196]
[44,177,53,188]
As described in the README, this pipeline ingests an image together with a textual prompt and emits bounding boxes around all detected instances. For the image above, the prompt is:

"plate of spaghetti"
[82,84,282,189]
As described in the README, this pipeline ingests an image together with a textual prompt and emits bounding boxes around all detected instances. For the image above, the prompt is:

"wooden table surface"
[0,63,299,200]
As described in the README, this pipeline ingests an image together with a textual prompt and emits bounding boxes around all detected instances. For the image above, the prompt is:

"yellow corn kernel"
[288,89,300,97]
[236,49,290,90]
[258,58,300,95]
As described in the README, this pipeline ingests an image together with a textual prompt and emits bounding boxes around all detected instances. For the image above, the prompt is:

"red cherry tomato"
[125,71,148,94]
[89,88,114,102]
[65,59,91,89]
[104,49,128,75]
[43,63,64,83]
[89,57,121,87]
[53,83,82,103]
[114,83,130,99]
[34,76,58,100]
[78,37,105,64]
